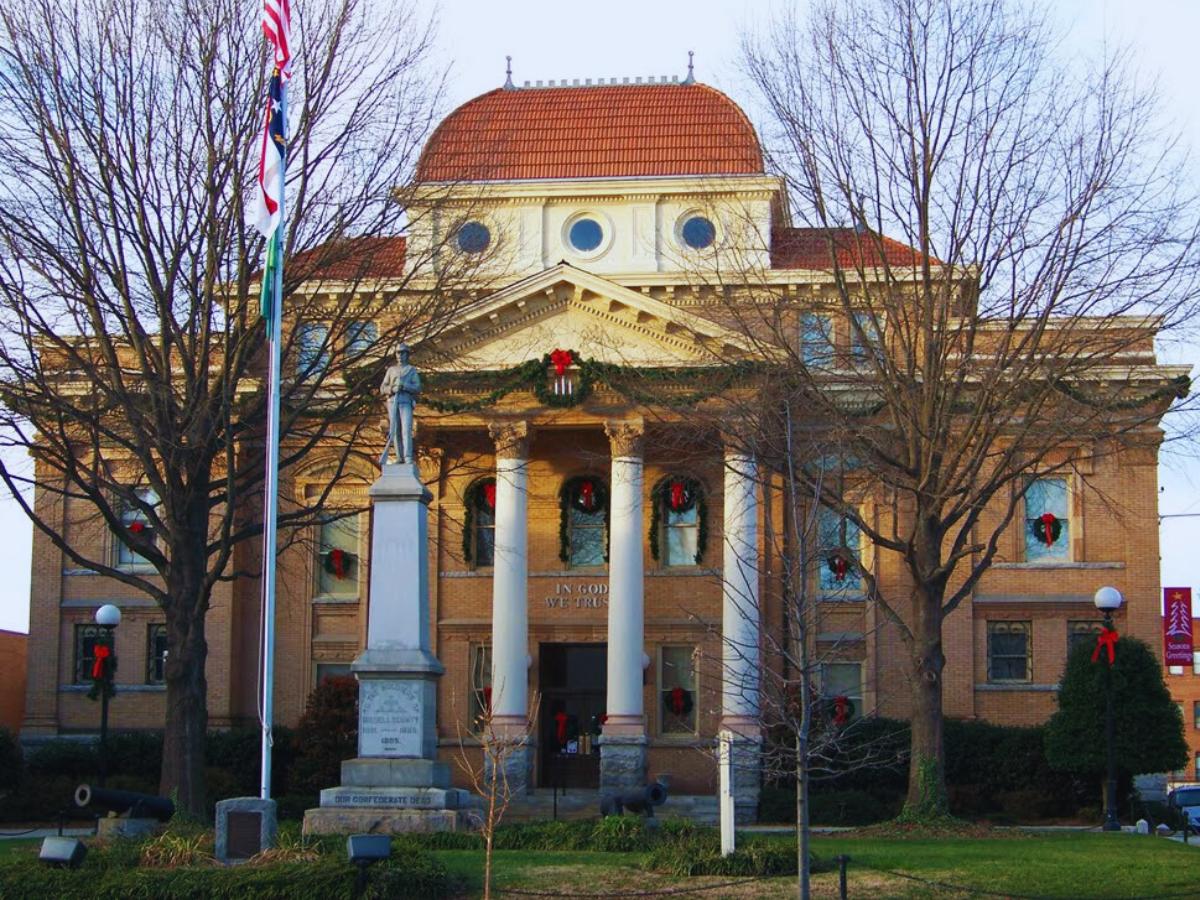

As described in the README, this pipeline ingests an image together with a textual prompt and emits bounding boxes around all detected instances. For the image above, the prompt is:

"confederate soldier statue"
[380,342,421,468]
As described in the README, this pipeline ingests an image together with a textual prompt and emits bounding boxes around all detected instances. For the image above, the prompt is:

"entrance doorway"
[539,643,606,789]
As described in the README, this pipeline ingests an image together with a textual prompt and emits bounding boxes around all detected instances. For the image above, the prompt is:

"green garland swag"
[648,475,708,565]
[558,476,610,563]
[461,477,496,565]
[421,352,757,414]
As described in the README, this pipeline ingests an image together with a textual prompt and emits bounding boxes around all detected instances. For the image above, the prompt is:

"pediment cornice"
[420,264,764,369]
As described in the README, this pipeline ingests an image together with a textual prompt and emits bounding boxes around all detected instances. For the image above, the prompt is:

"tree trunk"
[903,590,949,819]
[160,580,210,817]
[795,732,810,900]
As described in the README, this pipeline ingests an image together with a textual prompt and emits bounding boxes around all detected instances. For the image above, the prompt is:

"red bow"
[1092,626,1119,665]
[833,695,851,726]
[482,685,492,712]
[669,481,686,511]
[550,349,573,376]
[1039,512,1058,545]
[579,480,595,511]
[329,548,347,579]
[554,711,568,744]
[830,554,849,581]
[483,482,496,510]
[128,520,145,535]
[669,686,686,715]
[92,644,111,680]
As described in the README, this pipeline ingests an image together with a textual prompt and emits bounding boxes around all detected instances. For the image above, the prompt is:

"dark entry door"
[539,643,606,789]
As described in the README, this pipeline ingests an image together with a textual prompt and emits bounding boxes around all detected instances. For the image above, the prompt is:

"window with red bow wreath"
[558,476,610,563]
[462,477,497,565]
[826,550,854,583]
[322,547,356,581]
[662,686,694,719]
[1028,512,1063,546]
[827,695,854,726]
[648,475,708,565]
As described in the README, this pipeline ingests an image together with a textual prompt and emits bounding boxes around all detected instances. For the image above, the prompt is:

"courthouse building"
[21,75,1184,802]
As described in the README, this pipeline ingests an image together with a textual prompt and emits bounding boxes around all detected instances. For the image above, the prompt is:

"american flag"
[253,69,286,238]
[261,0,292,81]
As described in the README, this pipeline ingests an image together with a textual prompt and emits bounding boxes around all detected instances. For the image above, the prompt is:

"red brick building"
[19,78,1183,802]
[1167,614,1200,786]
[0,630,27,732]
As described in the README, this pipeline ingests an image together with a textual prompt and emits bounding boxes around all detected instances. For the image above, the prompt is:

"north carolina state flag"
[1163,588,1194,665]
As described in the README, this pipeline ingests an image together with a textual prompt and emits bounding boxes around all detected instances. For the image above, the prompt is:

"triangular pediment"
[423,264,759,369]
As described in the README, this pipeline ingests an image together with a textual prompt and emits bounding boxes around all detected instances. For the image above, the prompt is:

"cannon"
[600,778,669,819]
[75,784,175,822]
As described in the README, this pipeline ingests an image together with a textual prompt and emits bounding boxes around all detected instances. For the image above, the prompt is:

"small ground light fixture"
[347,833,391,896]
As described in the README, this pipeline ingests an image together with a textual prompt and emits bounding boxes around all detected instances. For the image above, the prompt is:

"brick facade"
[17,80,1182,800]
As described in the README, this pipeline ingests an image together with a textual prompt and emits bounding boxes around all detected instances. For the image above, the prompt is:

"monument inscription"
[359,680,422,757]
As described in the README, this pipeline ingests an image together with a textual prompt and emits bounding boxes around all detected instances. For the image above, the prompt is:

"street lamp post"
[94,604,121,787]
[1093,586,1123,833]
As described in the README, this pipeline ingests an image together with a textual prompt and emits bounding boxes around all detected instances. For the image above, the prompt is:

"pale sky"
[0,0,1197,633]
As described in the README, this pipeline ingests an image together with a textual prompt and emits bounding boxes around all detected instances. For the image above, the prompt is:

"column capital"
[605,418,645,458]
[489,420,530,460]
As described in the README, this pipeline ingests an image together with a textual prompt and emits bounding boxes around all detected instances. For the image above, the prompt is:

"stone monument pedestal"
[303,463,477,835]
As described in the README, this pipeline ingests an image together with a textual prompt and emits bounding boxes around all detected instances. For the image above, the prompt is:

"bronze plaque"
[226,811,262,859]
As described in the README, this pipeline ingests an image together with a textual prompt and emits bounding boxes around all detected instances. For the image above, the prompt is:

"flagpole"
[259,76,287,803]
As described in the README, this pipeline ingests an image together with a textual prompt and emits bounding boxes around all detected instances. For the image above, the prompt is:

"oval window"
[457,221,491,254]
[681,216,716,250]
[568,218,604,253]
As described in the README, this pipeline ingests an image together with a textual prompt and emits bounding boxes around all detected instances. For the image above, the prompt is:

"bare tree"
[454,686,540,900]
[705,430,906,900]
[732,0,1200,819]
[0,0,476,814]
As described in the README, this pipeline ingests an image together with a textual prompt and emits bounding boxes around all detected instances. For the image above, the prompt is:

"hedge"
[761,717,1094,823]
[0,836,448,900]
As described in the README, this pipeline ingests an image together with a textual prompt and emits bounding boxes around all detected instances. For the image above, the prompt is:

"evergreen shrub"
[762,715,1097,823]
[1045,637,1188,780]
[0,728,22,793]
[288,675,358,795]
[0,830,449,899]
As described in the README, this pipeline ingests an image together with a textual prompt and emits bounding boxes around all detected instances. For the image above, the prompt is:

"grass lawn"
[0,840,39,863]
[809,832,1200,898]
[431,833,1200,899]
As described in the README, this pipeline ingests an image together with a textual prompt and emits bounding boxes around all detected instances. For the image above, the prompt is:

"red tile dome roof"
[416,83,764,182]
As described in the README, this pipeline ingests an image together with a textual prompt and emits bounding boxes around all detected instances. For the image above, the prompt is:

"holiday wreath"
[648,475,708,565]
[662,686,694,718]
[322,548,356,580]
[558,476,610,563]
[1028,512,1063,546]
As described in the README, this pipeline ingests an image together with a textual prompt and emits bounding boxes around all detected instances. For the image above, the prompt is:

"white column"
[489,421,529,727]
[604,420,645,734]
[721,451,760,727]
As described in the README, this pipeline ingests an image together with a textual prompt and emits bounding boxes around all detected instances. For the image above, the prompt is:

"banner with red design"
[1163,587,1194,666]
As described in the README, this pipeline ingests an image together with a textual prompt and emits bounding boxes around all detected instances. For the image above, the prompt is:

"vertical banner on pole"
[1164,587,1194,666]
[718,731,735,857]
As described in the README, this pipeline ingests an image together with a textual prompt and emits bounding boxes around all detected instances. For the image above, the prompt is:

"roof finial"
[683,50,695,84]
[503,55,514,90]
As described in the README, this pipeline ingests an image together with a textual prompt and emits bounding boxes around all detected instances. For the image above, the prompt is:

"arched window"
[650,475,708,566]
[463,478,496,567]
[559,476,608,567]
